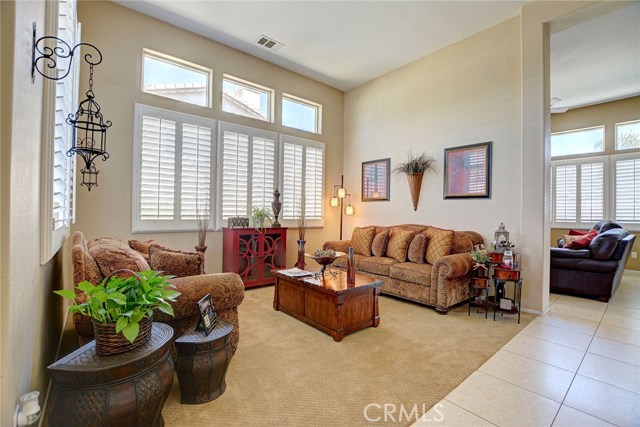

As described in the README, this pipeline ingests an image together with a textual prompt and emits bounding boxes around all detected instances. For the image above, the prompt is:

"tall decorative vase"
[295,240,306,269]
[406,173,424,211]
[272,188,282,227]
[195,245,207,254]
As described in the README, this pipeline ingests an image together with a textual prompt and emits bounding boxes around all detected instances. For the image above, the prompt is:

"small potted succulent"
[470,244,491,285]
[54,269,180,355]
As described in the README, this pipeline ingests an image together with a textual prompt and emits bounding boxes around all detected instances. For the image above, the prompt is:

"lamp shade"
[330,197,339,207]
[345,204,355,216]
[337,188,346,199]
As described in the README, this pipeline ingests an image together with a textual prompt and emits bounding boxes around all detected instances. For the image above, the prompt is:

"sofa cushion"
[386,228,415,262]
[371,230,390,257]
[128,239,158,261]
[149,244,205,278]
[564,229,598,249]
[88,237,150,277]
[407,233,428,264]
[425,227,454,264]
[72,232,104,286]
[358,257,399,276]
[351,226,375,256]
[590,228,629,260]
[389,262,432,285]
[593,221,622,233]
[333,253,365,269]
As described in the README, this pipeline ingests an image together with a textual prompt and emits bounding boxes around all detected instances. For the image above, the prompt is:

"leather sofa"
[550,221,636,302]
[71,232,245,353]
[323,224,483,313]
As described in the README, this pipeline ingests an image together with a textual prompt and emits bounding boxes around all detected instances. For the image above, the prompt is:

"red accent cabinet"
[222,227,287,288]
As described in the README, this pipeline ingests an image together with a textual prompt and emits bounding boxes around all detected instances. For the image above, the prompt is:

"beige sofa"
[323,224,483,313]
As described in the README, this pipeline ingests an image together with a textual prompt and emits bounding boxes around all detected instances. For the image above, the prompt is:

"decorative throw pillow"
[128,239,158,261]
[351,226,375,256]
[371,230,390,257]
[568,229,587,236]
[88,238,150,277]
[149,244,204,277]
[407,233,428,264]
[386,228,416,262]
[424,227,455,265]
[562,235,582,247]
[564,229,598,249]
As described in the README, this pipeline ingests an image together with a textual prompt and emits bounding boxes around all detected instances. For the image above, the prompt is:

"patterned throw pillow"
[128,239,158,261]
[407,233,428,264]
[351,226,375,256]
[371,230,390,257]
[424,227,455,264]
[88,238,151,277]
[386,228,416,262]
[149,244,205,278]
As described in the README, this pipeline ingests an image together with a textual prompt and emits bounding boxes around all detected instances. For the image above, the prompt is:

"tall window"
[217,122,277,223]
[282,94,322,134]
[41,0,79,264]
[551,124,640,228]
[280,135,324,225]
[133,104,216,232]
[222,75,273,122]
[142,49,212,108]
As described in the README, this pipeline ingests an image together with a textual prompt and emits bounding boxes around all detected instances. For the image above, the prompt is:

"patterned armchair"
[70,232,244,354]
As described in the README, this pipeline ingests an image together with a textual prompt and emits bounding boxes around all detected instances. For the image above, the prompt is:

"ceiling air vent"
[256,35,284,51]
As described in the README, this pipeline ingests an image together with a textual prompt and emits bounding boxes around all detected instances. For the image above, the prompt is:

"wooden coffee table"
[273,269,383,341]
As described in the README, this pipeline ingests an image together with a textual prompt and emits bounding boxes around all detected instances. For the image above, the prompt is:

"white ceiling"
[117,0,639,109]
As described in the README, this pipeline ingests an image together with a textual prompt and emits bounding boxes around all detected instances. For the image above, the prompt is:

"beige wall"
[550,96,640,271]
[74,1,344,271]
[1,1,68,424]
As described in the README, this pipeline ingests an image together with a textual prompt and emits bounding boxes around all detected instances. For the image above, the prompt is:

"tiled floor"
[413,271,640,427]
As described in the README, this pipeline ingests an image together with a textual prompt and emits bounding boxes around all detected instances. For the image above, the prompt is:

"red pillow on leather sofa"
[564,229,598,249]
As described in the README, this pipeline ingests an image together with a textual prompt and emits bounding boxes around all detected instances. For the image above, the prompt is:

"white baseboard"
[521,307,545,316]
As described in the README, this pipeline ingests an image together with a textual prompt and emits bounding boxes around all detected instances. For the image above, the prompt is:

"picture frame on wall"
[362,158,390,201]
[443,141,492,199]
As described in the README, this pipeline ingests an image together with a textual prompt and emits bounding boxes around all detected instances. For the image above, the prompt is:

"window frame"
[615,119,640,152]
[141,48,213,108]
[132,103,217,233]
[550,125,605,159]
[282,93,322,134]
[221,74,274,123]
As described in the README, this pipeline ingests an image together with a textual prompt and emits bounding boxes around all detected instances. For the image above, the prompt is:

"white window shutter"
[580,161,604,223]
[615,157,640,223]
[221,130,249,219]
[304,146,323,219]
[251,137,276,211]
[139,115,176,220]
[282,142,303,219]
[554,164,577,223]
[180,123,212,220]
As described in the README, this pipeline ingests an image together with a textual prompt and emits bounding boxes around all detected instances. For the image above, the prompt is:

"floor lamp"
[330,175,355,240]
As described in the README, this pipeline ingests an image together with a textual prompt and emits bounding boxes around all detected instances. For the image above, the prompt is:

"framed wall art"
[362,158,390,201]
[443,142,492,199]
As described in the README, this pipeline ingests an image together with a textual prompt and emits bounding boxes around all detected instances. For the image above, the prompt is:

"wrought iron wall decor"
[32,22,112,191]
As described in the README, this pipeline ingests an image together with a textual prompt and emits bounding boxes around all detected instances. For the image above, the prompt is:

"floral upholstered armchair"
[71,231,244,354]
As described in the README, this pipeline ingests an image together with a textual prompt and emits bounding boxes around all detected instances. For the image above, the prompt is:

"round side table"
[175,320,233,404]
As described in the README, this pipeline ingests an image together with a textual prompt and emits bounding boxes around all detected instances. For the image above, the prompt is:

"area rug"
[162,286,532,427]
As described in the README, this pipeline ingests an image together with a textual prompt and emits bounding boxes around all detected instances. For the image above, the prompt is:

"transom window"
[616,120,640,150]
[222,75,273,122]
[142,49,212,108]
[282,94,322,134]
[550,126,604,157]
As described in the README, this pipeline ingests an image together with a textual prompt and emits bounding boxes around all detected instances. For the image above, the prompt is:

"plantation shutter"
[139,113,176,220]
[304,146,323,219]
[614,157,640,223]
[251,137,276,212]
[579,161,605,223]
[554,164,577,223]
[282,142,304,219]
[180,123,212,220]
[221,130,249,219]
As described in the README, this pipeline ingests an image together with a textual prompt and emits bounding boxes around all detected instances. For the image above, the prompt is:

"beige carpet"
[162,286,532,427]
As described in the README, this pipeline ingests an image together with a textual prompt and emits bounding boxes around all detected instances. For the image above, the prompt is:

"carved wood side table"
[47,323,174,427]
[174,320,233,404]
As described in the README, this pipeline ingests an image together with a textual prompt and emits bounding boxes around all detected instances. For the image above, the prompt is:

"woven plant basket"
[406,173,424,211]
[93,316,153,356]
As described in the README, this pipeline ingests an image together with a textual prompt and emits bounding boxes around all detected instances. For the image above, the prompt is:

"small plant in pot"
[54,269,180,355]
[393,151,436,211]
[470,244,490,277]
[251,205,273,233]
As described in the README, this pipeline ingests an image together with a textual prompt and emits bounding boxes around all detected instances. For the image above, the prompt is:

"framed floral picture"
[362,158,390,201]
[443,142,492,198]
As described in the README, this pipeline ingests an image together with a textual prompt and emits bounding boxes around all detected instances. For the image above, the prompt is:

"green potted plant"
[251,205,273,233]
[470,244,491,284]
[393,151,436,211]
[54,269,180,355]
